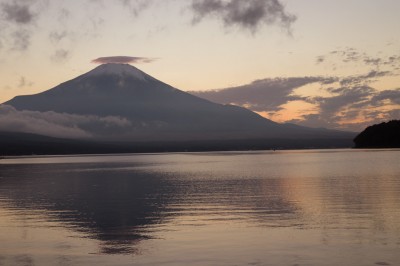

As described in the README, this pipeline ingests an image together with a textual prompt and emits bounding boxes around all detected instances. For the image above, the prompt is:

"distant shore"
[0,131,354,156]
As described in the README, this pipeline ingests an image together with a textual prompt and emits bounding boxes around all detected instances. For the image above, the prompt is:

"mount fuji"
[2,64,354,152]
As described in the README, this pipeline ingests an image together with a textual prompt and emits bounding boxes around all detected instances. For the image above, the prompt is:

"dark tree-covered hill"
[354,120,400,148]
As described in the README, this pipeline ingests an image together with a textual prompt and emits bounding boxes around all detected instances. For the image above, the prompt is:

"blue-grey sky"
[0,0,399,131]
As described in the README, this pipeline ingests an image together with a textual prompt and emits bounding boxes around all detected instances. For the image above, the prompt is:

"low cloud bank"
[0,105,132,139]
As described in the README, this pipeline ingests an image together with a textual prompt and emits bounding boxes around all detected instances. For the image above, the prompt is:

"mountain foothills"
[1,64,355,154]
[354,120,400,148]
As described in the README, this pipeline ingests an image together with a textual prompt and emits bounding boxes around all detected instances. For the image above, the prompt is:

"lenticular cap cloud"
[92,56,156,64]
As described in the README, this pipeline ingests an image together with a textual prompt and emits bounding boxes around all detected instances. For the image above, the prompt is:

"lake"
[0,149,399,265]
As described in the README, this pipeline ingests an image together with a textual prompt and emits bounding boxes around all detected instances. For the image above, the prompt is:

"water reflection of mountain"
[0,161,299,254]
[0,163,177,254]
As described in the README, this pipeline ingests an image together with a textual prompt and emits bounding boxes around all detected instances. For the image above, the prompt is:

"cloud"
[56,7,70,22]
[119,0,153,17]
[371,88,400,105]
[1,0,36,24]
[311,86,375,118]
[48,29,76,63]
[0,104,89,138]
[192,77,326,112]
[49,30,68,43]
[192,72,400,131]
[91,56,157,64]
[51,49,70,63]
[17,76,33,88]
[293,85,400,131]
[317,48,400,72]
[0,0,297,54]
[339,70,392,87]
[10,28,30,50]
[0,0,102,53]
[0,104,133,139]
[0,0,46,51]
[387,108,400,118]
[316,56,325,64]
[190,0,296,33]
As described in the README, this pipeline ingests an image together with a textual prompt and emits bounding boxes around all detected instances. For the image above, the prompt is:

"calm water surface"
[0,149,399,265]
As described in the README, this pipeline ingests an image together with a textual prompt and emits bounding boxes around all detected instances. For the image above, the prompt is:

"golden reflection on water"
[275,152,400,233]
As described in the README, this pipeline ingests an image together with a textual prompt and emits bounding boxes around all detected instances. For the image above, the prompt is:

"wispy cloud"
[190,0,296,33]
[10,29,30,50]
[92,56,157,64]
[1,0,35,24]
[49,30,68,44]
[0,0,46,51]
[51,49,70,63]
[0,0,296,54]
[119,0,153,17]
[316,48,400,72]
[17,76,33,88]
[339,70,392,87]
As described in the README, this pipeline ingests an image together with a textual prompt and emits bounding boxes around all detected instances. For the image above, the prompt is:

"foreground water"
[0,149,399,265]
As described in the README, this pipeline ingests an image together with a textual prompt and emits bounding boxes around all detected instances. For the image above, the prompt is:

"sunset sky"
[1,0,399,131]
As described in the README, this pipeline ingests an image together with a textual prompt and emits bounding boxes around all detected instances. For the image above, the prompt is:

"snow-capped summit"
[86,63,148,81]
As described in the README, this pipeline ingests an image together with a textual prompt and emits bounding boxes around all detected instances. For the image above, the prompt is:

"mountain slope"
[3,64,354,142]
